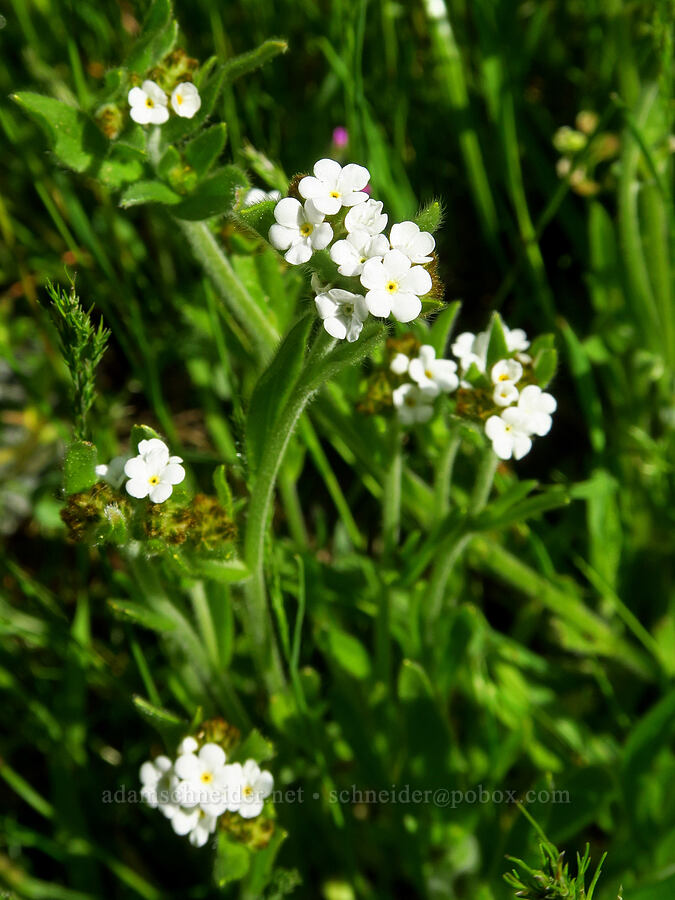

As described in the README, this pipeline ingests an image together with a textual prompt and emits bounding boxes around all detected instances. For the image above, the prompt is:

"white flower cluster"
[390,344,459,425]
[128,80,201,125]
[451,327,557,460]
[140,738,274,848]
[268,159,436,342]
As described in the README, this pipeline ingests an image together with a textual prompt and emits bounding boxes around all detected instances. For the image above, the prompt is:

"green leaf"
[12,93,107,174]
[231,728,275,764]
[428,300,461,356]
[398,659,433,700]
[213,465,234,520]
[97,146,145,188]
[474,486,570,531]
[185,556,250,584]
[234,199,277,240]
[161,65,228,144]
[172,165,249,220]
[63,441,98,495]
[130,424,163,454]
[119,180,181,208]
[533,347,558,388]
[222,39,288,85]
[243,828,288,897]
[125,0,178,75]
[133,695,186,748]
[485,311,510,370]
[420,296,446,316]
[107,599,176,633]
[414,199,444,233]
[157,145,181,181]
[184,124,228,178]
[214,833,251,887]
[246,314,314,474]
[622,687,675,825]
[320,627,371,680]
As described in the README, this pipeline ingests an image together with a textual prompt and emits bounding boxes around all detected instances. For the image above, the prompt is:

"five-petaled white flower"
[409,345,458,395]
[269,198,333,265]
[389,221,435,264]
[485,409,533,460]
[170,82,201,118]
[493,382,519,407]
[344,199,388,235]
[124,439,185,504]
[517,385,557,435]
[187,811,218,848]
[451,331,489,373]
[393,383,435,425]
[491,358,523,385]
[139,756,179,818]
[298,158,370,215]
[224,760,274,820]
[330,232,389,276]
[315,288,369,342]
[504,324,530,354]
[360,249,432,322]
[128,80,169,125]
[173,743,230,817]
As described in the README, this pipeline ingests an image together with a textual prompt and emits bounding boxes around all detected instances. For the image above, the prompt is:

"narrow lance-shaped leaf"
[125,0,178,74]
[119,180,182,208]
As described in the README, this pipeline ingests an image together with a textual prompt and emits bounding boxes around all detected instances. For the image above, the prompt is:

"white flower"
[170,807,201,837]
[268,198,333,265]
[315,289,368,342]
[124,439,185,504]
[491,358,523,385]
[139,756,179,818]
[128,80,169,125]
[504,325,530,354]
[224,760,274,820]
[187,811,218,848]
[244,188,282,206]
[177,737,199,755]
[344,199,388,235]
[329,232,389,276]
[409,345,458,395]
[360,249,432,322]
[298,158,370,215]
[170,82,201,119]
[493,382,519,407]
[485,409,532,460]
[392,383,435,425]
[95,464,108,477]
[389,221,435,264]
[517,385,557,436]
[173,743,229,817]
[390,353,410,375]
[96,456,127,489]
[451,330,489,373]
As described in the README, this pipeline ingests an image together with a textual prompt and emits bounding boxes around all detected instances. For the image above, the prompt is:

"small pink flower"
[332,126,349,148]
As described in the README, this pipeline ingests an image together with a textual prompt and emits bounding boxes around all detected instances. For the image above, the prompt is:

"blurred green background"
[1,0,674,898]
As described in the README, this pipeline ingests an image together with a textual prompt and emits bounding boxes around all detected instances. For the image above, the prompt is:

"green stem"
[177,219,279,361]
[434,426,461,516]
[471,448,499,513]
[382,423,402,558]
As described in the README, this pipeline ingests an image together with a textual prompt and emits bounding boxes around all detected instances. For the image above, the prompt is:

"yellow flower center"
[498,374,510,381]
[148,475,160,485]
[243,785,254,798]
[343,303,354,316]
[329,190,341,199]
[200,771,213,784]
[425,369,433,379]
[385,281,398,294]
[504,424,512,433]
[405,396,416,407]
[176,93,183,105]
[300,222,314,237]
[145,97,155,108]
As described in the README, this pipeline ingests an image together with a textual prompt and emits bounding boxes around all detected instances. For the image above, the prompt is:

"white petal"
[269,223,295,251]
[274,197,303,228]
[365,290,391,318]
[390,221,419,246]
[148,481,173,503]
[189,824,210,847]
[142,80,168,105]
[382,249,411,280]
[160,463,186,485]
[171,82,201,118]
[309,195,342,216]
[285,241,312,265]
[128,87,147,107]
[512,432,532,460]
[140,761,159,786]
[174,754,202,781]
[493,383,519,407]
[323,316,348,340]
[297,175,325,200]
[330,240,361,276]
[338,163,370,193]
[389,292,422,323]
[418,345,436,366]
[400,265,432,297]
[239,797,264,819]
[491,359,523,384]
[313,158,343,184]
[171,808,200,836]
[310,222,333,250]
[485,415,506,442]
[315,293,339,319]
[124,456,147,479]
[341,190,370,207]
[129,105,152,125]
[199,743,226,770]
[390,353,410,375]
[360,257,385,290]
[149,105,169,125]
[125,477,150,499]
[178,737,199,755]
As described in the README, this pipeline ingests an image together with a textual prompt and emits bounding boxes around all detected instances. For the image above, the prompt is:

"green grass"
[1,0,674,898]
